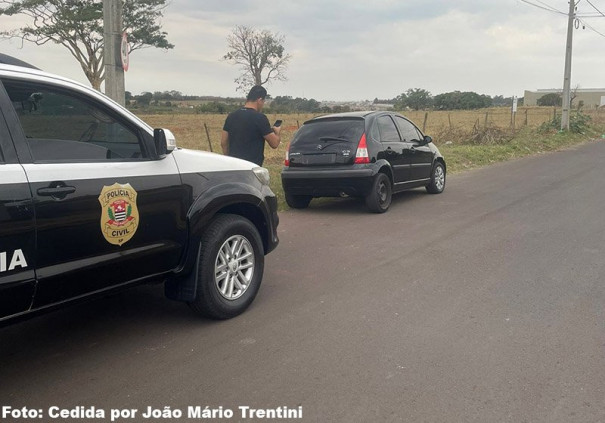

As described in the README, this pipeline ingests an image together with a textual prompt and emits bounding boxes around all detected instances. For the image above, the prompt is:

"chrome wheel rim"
[434,166,445,191]
[214,235,255,300]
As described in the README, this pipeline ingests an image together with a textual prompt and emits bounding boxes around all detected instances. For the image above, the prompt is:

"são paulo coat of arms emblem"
[98,183,139,246]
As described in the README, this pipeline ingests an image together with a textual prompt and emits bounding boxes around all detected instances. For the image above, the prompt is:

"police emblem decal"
[98,183,139,246]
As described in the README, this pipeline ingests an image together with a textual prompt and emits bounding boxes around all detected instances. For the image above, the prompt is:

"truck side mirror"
[154,128,176,158]
[154,128,168,158]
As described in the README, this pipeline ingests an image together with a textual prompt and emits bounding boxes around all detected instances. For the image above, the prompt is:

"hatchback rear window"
[291,119,364,146]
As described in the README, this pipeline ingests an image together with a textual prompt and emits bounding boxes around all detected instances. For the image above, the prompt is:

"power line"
[577,17,605,36]
[535,0,566,13]
[585,0,605,17]
[522,0,605,33]
[522,0,605,18]
[519,0,567,15]
[577,0,605,37]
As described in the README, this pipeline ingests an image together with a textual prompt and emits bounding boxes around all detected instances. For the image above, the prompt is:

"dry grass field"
[137,108,605,209]
[139,107,605,151]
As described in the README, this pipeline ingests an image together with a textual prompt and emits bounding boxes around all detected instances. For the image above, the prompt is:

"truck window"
[2,79,147,162]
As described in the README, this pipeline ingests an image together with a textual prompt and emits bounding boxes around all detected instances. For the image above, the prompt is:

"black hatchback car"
[281,111,446,213]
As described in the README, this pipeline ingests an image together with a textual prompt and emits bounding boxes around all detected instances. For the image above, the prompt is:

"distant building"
[524,88,605,108]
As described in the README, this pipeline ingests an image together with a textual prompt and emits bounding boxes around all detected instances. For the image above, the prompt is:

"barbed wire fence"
[404,107,605,144]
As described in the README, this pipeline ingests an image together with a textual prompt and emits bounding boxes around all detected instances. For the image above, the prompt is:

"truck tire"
[188,214,264,319]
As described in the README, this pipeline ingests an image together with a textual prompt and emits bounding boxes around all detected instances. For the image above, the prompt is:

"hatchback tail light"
[354,133,369,164]
[284,142,290,166]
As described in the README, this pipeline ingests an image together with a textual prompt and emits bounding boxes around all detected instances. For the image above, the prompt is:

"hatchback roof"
[313,111,379,119]
[0,54,39,70]
[304,111,389,125]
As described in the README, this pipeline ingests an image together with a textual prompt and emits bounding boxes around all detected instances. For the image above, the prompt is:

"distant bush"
[538,111,591,134]
[537,93,562,107]
[433,91,492,110]
[196,102,239,114]
[266,96,322,113]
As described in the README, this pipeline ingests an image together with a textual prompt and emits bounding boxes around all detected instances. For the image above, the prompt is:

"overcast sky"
[1,0,604,101]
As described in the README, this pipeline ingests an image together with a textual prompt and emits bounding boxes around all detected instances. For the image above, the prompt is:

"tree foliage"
[492,95,521,107]
[268,96,321,113]
[0,0,174,90]
[134,91,152,106]
[394,88,433,110]
[537,92,562,107]
[223,25,291,93]
[433,91,492,110]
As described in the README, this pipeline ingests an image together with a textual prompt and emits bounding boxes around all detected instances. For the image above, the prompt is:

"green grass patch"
[441,125,605,174]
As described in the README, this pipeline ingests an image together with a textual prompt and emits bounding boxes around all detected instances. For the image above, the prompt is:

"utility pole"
[561,0,575,131]
[103,0,125,106]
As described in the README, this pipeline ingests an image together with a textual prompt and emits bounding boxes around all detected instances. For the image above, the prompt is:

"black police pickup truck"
[0,59,279,323]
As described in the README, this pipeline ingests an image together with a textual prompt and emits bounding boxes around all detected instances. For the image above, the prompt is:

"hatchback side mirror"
[423,135,433,144]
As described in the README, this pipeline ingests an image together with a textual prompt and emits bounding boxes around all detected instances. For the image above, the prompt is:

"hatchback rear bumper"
[281,166,376,197]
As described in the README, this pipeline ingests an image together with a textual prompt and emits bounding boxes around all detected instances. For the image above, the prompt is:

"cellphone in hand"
[273,119,283,127]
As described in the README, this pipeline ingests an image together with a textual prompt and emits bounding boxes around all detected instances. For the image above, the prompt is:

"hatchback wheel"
[285,192,312,209]
[188,214,264,319]
[426,162,446,194]
[365,173,392,213]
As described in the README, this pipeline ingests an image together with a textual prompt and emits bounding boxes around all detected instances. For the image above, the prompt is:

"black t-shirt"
[223,107,272,166]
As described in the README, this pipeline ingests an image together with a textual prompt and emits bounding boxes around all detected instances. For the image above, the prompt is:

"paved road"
[2,141,605,422]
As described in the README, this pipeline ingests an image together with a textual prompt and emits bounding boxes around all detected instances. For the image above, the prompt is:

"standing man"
[221,85,281,166]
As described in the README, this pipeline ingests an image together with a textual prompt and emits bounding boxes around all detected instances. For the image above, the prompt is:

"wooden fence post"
[448,113,452,130]
[423,112,429,132]
[204,123,213,152]
[525,109,528,126]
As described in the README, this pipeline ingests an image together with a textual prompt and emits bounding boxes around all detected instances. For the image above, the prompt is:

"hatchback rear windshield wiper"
[318,136,350,143]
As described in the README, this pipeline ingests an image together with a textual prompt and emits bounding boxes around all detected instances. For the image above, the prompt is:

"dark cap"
[246,85,267,101]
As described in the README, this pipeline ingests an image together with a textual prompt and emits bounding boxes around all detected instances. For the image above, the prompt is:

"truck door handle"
[37,183,76,199]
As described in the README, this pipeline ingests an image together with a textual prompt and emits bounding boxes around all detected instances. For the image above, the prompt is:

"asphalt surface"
[2,140,605,422]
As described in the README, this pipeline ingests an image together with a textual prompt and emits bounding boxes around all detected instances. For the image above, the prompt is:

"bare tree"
[570,84,580,107]
[0,0,174,90]
[223,25,291,93]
